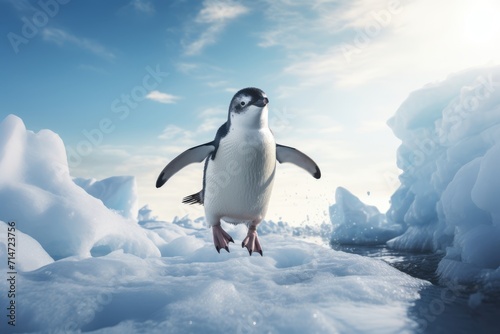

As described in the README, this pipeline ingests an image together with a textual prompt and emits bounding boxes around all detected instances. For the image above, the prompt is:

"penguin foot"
[212,224,234,253]
[242,228,263,256]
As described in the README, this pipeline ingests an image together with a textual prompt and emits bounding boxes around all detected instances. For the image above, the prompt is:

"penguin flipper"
[156,143,215,188]
[276,144,321,179]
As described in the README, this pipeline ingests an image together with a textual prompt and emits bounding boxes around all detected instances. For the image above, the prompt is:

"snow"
[0,113,430,333]
[0,221,53,272]
[0,114,159,260]
[329,187,402,245]
[74,176,139,219]
[0,230,427,333]
[385,65,500,285]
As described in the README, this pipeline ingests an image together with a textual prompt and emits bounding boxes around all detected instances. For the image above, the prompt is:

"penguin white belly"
[204,129,276,225]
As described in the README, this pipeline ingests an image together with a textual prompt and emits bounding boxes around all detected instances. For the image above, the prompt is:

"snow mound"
[74,176,138,219]
[330,187,401,245]
[386,66,500,284]
[0,234,428,333]
[0,221,53,272]
[0,115,159,259]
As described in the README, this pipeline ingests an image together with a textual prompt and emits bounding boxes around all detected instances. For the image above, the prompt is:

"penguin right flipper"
[276,144,321,179]
[156,143,215,188]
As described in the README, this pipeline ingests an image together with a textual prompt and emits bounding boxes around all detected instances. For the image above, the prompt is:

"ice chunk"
[0,115,160,259]
[138,205,157,222]
[330,187,401,245]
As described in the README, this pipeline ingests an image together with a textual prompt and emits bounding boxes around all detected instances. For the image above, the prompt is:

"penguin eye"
[240,101,246,106]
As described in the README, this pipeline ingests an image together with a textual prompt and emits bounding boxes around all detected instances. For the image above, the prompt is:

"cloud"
[41,28,116,60]
[183,0,249,55]
[199,107,226,118]
[206,80,228,88]
[158,124,187,140]
[261,0,500,92]
[157,106,226,142]
[258,0,393,49]
[130,0,154,13]
[257,1,317,49]
[197,107,227,133]
[256,0,404,89]
[195,0,248,23]
[176,62,199,74]
[146,90,181,104]
[184,24,223,56]
[254,1,383,90]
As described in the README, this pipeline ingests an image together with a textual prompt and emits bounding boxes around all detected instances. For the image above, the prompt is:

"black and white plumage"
[156,87,321,255]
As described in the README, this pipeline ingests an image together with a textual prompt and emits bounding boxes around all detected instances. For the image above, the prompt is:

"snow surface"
[386,65,500,285]
[0,114,430,333]
[329,187,402,245]
[0,223,428,333]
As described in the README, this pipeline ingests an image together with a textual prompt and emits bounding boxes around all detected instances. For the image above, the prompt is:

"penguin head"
[228,87,269,129]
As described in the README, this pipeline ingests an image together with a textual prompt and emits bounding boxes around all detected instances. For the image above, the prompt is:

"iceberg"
[330,187,402,245]
[386,65,500,285]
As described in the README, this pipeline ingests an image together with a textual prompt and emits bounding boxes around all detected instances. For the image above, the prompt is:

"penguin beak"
[254,97,269,108]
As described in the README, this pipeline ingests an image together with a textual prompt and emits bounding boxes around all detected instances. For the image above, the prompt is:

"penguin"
[156,87,321,255]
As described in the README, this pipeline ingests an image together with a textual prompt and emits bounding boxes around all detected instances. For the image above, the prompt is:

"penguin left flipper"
[276,144,321,179]
[156,142,215,188]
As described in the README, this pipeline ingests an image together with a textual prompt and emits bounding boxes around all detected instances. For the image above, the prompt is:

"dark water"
[333,245,500,334]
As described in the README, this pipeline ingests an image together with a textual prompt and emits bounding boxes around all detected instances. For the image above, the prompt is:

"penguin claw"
[242,229,263,256]
[212,224,233,254]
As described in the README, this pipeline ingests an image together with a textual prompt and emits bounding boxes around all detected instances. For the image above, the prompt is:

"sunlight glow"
[462,0,500,46]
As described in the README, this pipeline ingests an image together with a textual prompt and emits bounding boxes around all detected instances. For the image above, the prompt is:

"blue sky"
[2,0,499,224]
